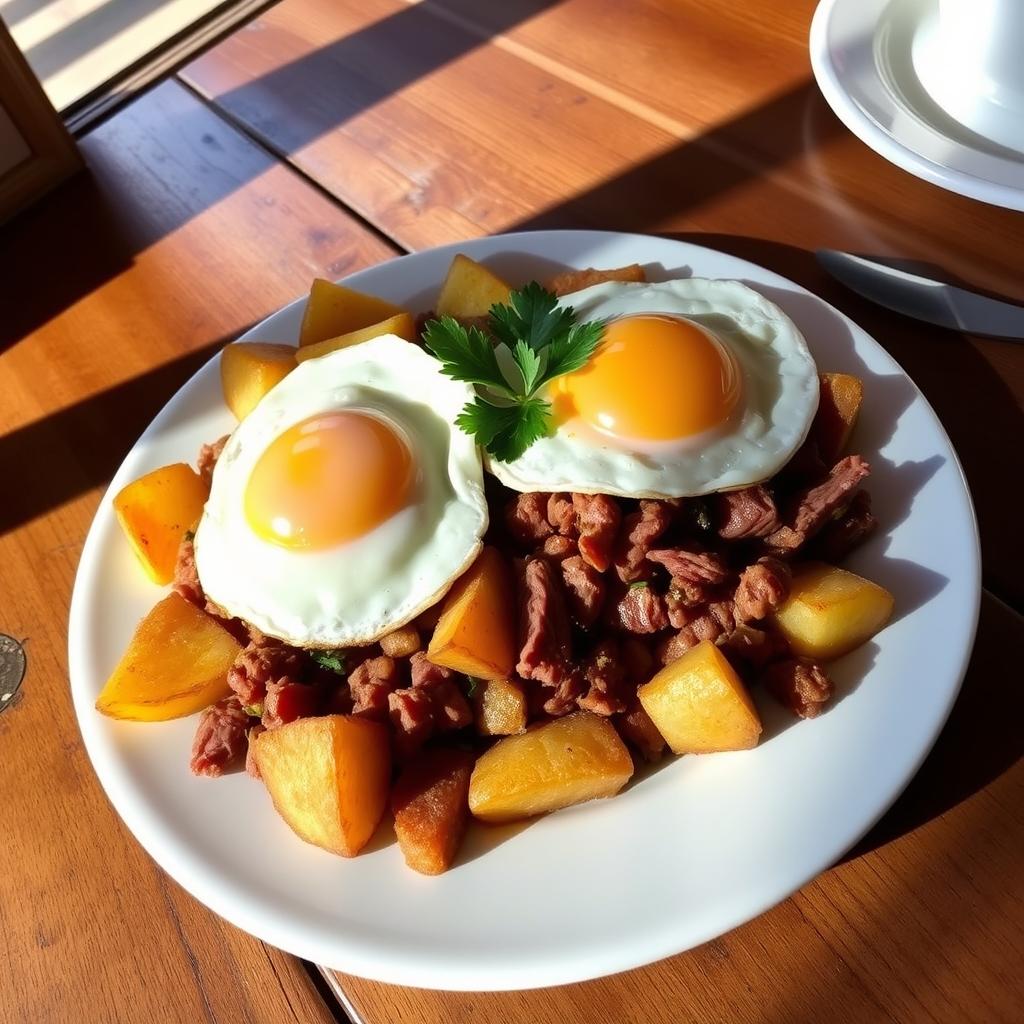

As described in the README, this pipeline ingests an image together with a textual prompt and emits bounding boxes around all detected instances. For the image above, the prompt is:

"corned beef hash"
[97,254,894,875]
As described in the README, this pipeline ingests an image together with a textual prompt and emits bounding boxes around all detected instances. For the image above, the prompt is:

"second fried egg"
[485,278,819,497]
[194,335,487,647]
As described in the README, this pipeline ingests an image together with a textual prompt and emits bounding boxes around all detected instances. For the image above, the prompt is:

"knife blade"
[816,249,1024,340]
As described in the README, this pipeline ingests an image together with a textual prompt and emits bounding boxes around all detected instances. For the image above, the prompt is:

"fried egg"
[194,335,487,647]
[486,278,819,497]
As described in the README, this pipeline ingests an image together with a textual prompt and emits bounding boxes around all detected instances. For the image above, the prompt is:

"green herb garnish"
[423,282,604,462]
[629,580,649,590]
[310,650,346,674]
[462,675,481,699]
[242,702,264,718]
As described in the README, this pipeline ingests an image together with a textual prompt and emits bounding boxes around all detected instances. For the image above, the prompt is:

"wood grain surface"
[3,0,1022,1021]
[181,0,1024,609]
[0,79,395,1024]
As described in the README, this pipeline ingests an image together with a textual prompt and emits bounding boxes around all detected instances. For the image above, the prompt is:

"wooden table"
[2,1,1021,1021]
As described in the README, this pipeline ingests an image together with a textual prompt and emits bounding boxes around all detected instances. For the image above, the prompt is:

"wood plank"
[0,78,396,1024]
[332,592,1023,1023]
[181,0,1024,607]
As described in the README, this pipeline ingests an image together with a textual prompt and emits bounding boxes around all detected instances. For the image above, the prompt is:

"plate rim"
[809,0,1024,212]
[68,228,982,990]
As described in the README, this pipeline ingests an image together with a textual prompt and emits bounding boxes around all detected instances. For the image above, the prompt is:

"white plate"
[69,230,980,991]
[810,0,1024,211]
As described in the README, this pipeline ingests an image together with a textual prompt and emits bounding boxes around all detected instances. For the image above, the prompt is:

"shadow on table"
[0,0,564,352]
[0,331,237,534]
[847,591,1023,860]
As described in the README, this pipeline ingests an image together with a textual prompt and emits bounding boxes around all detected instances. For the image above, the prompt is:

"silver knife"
[816,249,1024,340]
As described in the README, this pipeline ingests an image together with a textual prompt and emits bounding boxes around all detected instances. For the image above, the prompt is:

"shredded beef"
[173,535,204,607]
[615,585,670,634]
[542,534,577,562]
[665,580,711,627]
[578,639,628,716]
[245,723,265,779]
[388,688,435,759]
[614,500,673,583]
[811,491,878,561]
[574,493,621,572]
[190,697,250,777]
[547,493,576,535]
[505,492,553,545]
[647,547,731,586]
[349,655,401,721]
[197,434,229,488]
[734,557,791,623]
[516,558,573,686]
[714,486,780,541]
[762,658,833,718]
[228,638,306,706]
[620,636,655,681]
[718,624,791,670]
[656,600,736,664]
[766,456,871,553]
[385,654,472,759]
[542,672,584,716]
[616,700,667,762]
[262,680,324,730]
[561,555,605,627]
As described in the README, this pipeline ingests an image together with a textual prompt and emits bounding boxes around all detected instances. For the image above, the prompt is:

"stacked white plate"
[810,0,1024,211]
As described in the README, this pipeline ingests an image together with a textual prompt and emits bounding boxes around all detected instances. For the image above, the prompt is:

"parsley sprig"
[310,650,346,674]
[423,282,604,462]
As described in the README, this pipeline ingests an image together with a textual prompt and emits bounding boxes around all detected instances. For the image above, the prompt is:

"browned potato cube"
[638,640,762,755]
[299,279,408,347]
[812,373,864,462]
[435,253,511,319]
[254,715,390,857]
[220,342,296,420]
[472,677,527,736]
[772,562,894,660]
[379,624,421,658]
[391,747,474,875]
[546,263,646,297]
[468,711,633,823]
[427,546,516,680]
[96,593,241,720]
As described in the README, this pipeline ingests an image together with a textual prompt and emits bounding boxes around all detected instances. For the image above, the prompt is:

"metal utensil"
[816,249,1024,340]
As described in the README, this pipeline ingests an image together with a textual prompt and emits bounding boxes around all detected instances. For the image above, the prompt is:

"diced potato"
[379,624,421,659]
[427,546,515,681]
[468,711,633,823]
[638,640,762,755]
[435,253,511,319]
[295,312,416,363]
[113,463,208,585]
[220,342,296,420]
[546,263,646,297]
[813,373,864,462]
[298,278,409,347]
[96,593,241,720]
[772,562,894,660]
[391,747,474,875]
[473,677,527,736]
[254,715,390,857]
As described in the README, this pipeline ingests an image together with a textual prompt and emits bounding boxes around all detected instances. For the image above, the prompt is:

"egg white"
[485,278,820,497]
[194,335,487,648]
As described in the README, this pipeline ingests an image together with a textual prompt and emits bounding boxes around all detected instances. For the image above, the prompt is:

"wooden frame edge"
[0,18,82,225]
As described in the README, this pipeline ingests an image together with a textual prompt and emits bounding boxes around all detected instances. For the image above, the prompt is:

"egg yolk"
[244,411,414,549]
[554,314,742,442]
